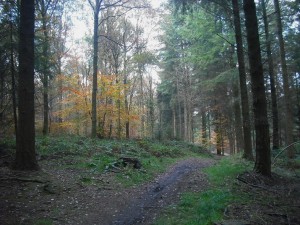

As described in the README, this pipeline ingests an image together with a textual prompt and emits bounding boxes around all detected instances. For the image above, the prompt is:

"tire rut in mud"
[112,158,214,225]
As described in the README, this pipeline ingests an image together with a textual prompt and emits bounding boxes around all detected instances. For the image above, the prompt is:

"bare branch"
[99,34,124,47]
[88,0,95,11]
[216,33,234,46]
[98,8,132,27]
[100,0,149,11]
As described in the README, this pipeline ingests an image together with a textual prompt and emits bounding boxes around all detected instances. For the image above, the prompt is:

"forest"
[0,0,299,224]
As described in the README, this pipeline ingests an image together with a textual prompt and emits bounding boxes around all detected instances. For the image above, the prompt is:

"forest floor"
[0,139,299,225]
[0,156,214,225]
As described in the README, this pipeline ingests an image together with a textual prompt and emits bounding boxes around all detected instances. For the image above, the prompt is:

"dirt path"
[0,157,215,225]
[111,158,214,225]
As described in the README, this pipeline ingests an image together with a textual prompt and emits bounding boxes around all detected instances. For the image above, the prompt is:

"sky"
[151,0,167,8]
[67,0,168,81]
[69,0,168,55]
[71,0,167,38]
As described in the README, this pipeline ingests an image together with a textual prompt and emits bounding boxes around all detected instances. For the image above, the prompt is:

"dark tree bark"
[229,44,244,153]
[232,77,243,153]
[261,0,279,150]
[243,0,271,176]
[273,0,294,157]
[14,0,39,170]
[89,0,102,138]
[201,109,207,145]
[41,8,50,136]
[232,0,253,160]
[10,18,17,135]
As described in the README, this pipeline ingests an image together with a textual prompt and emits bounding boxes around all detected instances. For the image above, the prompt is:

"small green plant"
[83,155,117,172]
[155,156,251,225]
[204,155,251,186]
[33,218,53,225]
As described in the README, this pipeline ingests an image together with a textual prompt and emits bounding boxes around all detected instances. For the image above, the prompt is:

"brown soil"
[0,157,215,225]
[218,171,300,225]
[1,154,299,225]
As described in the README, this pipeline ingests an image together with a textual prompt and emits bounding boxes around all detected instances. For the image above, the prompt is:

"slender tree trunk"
[14,0,39,170]
[261,0,279,150]
[58,60,63,123]
[201,109,207,145]
[173,108,176,138]
[232,0,253,160]
[216,112,222,155]
[139,69,145,138]
[91,0,101,138]
[117,78,121,139]
[232,78,243,152]
[149,77,155,138]
[183,93,188,141]
[243,0,271,176]
[208,111,211,144]
[230,44,244,153]
[123,49,130,139]
[176,80,182,140]
[178,100,182,140]
[10,19,17,135]
[125,94,130,138]
[40,2,50,136]
[273,0,294,157]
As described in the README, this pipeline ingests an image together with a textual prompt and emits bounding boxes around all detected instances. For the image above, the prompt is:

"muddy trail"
[111,158,214,225]
[0,157,215,225]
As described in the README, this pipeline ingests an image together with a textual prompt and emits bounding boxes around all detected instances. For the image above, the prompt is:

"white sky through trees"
[68,0,167,81]
[70,0,167,45]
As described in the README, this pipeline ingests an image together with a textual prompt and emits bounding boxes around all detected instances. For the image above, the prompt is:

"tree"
[0,1,19,136]
[88,0,102,138]
[243,0,271,176]
[231,0,253,160]
[35,0,55,135]
[14,0,39,170]
[88,0,137,138]
[261,0,279,150]
[273,0,294,157]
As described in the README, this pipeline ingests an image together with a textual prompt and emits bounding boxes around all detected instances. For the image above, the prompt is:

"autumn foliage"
[51,73,139,138]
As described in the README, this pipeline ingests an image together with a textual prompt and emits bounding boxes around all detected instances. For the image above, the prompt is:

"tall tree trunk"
[176,80,182,140]
[243,0,271,176]
[230,44,244,153]
[125,103,130,138]
[173,107,176,138]
[201,109,207,145]
[117,78,121,139]
[273,0,294,157]
[261,0,279,150]
[139,69,145,138]
[232,0,253,160]
[39,0,50,136]
[14,0,39,170]
[183,93,188,141]
[10,19,17,135]
[215,112,222,155]
[90,0,101,138]
[232,78,243,153]
[58,59,63,123]
[149,77,155,138]
[123,47,130,139]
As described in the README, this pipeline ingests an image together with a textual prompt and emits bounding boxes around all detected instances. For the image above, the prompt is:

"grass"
[33,219,53,225]
[116,157,176,187]
[154,155,252,225]
[0,135,208,187]
[272,142,300,177]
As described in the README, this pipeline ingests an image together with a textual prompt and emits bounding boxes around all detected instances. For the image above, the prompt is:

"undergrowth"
[0,135,209,187]
[155,155,252,225]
